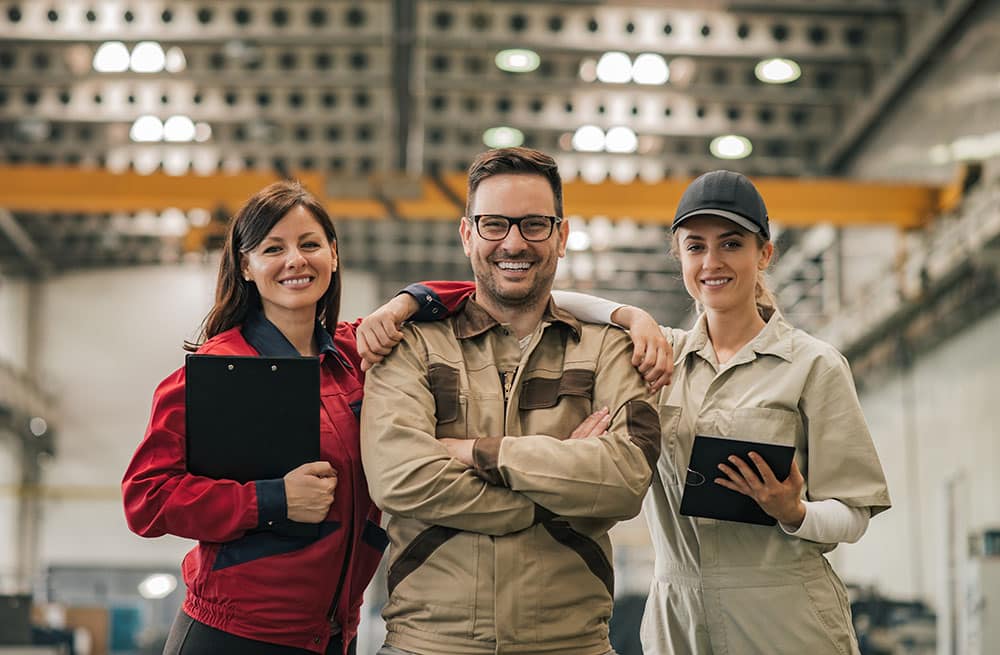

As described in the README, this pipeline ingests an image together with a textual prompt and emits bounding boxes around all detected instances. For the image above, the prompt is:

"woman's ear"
[330,241,339,273]
[240,254,251,281]
[758,241,774,270]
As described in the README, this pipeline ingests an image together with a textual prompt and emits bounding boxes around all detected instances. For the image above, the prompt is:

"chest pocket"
[728,406,802,447]
[428,363,466,438]
[518,369,594,439]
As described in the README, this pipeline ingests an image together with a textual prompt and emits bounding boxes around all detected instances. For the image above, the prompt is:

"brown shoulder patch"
[626,400,661,470]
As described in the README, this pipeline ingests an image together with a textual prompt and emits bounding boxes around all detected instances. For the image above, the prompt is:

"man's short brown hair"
[465,147,563,218]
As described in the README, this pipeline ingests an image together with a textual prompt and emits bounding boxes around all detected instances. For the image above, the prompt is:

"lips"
[701,277,732,287]
[278,276,315,289]
[496,261,532,271]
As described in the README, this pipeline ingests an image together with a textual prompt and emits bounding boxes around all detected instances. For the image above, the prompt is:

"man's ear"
[556,218,570,258]
[459,217,473,257]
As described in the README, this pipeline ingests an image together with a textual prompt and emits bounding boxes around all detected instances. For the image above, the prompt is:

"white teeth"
[281,277,312,286]
[497,262,531,270]
[703,278,730,287]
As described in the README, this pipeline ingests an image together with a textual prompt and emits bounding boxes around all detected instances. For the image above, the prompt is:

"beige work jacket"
[641,310,891,655]
[361,297,660,655]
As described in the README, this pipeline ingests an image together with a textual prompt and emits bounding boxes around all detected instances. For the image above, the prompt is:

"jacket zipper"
[500,368,517,433]
[326,519,354,633]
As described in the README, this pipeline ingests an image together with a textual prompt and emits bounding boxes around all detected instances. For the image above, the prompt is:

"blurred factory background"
[2,0,1000,653]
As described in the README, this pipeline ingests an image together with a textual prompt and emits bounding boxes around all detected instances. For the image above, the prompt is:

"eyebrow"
[684,230,744,241]
[261,231,322,243]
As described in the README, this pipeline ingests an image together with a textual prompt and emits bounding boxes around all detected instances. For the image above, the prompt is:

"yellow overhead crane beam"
[436,172,956,229]
[0,165,958,231]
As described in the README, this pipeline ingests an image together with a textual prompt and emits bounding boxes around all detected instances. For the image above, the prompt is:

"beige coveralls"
[641,311,891,655]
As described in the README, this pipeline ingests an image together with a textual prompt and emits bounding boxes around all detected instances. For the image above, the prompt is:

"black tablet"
[679,434,795,526]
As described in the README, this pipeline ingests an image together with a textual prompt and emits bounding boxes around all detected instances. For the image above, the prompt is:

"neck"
[704,302,767,363]
[476,294,549,339]
[264,307,318,356]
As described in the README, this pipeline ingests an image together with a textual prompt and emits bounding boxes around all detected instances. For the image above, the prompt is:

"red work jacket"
[122,314,383,654]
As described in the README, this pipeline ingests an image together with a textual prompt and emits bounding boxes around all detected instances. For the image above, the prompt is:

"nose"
[286,247,307,268]
[702,245,723,269]
[499,223,529,253]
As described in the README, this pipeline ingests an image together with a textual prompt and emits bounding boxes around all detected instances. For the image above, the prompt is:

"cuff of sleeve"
[400,283,447,322]
[472,437,506,486]
[255,479,287,529]
[779,503,810,537]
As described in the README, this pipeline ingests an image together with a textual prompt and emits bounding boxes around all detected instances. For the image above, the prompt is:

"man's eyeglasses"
[470,214,562,242]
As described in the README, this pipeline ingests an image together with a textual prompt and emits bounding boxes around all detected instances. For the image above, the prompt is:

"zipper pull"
[502,368,516,402]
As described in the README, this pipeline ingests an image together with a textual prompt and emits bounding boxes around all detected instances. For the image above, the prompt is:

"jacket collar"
[242,309,348,366]
[676,307,793,365]
[453,295,582,341]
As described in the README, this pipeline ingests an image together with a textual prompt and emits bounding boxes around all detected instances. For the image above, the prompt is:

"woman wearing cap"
[558,170,891,654]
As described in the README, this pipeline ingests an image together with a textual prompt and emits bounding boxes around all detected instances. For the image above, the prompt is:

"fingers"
[725,455,763,487]
[788,459,804,484]
[570,407,610,439]
[293,461,336,478]
[746,452,778,485]
[713,475,750,496]
[631,340,646,367]
[643,349,674,393]
[715,462,754,496]
[370,317,403,354]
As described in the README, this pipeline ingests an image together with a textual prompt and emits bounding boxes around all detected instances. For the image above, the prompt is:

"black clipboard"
[679,435,795,526]
[185,354,321,537]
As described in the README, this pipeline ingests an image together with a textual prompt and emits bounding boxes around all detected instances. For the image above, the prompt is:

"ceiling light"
[710,134,753,159]
[194,122,212,143]
[160,208,189,236]
[163,115,196,142]
[134,151,162,175]
[130,41,166,73]
[162,151,191,176]
[130,115,164,142]
[605,126,638,154]
[567,229,591,252]
[482,126,524,148]
[631,53,669,85]
[188,208,211,227]
[138,574,177,600]
[596,52,632,84]
[572,125,605,152]
[164,47,186,73]
[755,58,801,84]
[29,417,47,437]
[578,58,597,83]
[495,49,540,73]
[93,41,129,73]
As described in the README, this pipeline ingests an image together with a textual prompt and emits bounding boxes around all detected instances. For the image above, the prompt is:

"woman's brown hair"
[186,180,341,351]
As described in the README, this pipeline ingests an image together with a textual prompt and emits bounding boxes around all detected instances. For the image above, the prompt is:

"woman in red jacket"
[122,180,465,655]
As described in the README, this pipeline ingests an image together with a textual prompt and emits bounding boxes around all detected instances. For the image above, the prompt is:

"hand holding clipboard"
[679,435,797,526]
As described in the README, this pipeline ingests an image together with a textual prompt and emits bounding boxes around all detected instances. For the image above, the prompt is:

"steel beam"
[0,165,956,229]
[0,208,52,277]
[821,0,983,171]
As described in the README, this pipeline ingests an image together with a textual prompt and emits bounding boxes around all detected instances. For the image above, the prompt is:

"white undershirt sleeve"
[780,498,870,544]
[550,290,624,326]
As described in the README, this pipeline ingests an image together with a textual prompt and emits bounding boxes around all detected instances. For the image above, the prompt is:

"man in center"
[360,147,661,655]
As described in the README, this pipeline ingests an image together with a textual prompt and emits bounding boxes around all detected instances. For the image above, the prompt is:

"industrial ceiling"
[0,0,983,325]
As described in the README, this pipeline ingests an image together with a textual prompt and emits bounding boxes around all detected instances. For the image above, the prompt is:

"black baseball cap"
[672,170,770,240]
